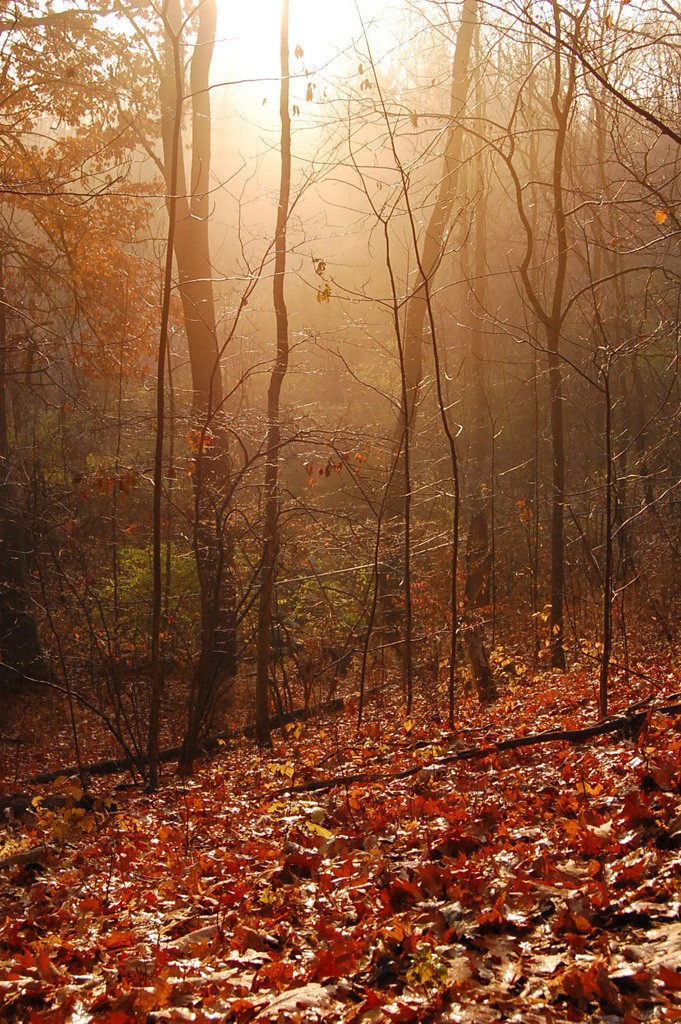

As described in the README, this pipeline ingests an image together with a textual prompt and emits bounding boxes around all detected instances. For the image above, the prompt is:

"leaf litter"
[2,667,681,1023]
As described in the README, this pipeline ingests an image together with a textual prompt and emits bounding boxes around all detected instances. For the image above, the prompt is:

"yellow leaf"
[655,209,668,224]
[306,822,333,839]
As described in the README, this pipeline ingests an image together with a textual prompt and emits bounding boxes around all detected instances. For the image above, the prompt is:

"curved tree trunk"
[503,1,576,672]
[379,0,478,676]
[396,0,478,454]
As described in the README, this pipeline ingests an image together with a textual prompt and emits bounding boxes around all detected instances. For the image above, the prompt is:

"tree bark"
[159,0,222,414]
[158,0,237,771]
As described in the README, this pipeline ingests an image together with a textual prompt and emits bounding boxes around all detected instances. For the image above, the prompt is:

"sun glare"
[220,0,365,85]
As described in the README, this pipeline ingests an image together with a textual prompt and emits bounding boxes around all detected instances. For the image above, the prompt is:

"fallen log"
[271,702,681,797]
[0,791,97,817]
[18,696,681,793]
[0,845,56,872]
[24,696,346,786]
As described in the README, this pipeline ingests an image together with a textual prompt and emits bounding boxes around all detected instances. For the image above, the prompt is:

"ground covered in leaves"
[2,662,681,1023]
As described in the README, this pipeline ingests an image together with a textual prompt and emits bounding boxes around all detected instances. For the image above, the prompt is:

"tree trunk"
[148,0,183,789]
[547,339,566,670]
[464,626,495,703]
[158,0,237,771]
[465,16,493,614]
[255,0,291,747]
[599,359,613,718]
[508,3,575,672]
[545,1,575,670]
[379,0,478,687]
[0,254,49,694]
[458,26,495,706]
[388,0,478,512]
[160,0,222,414]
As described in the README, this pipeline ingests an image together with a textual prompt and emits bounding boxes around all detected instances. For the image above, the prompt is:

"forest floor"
[1,653,681,1023]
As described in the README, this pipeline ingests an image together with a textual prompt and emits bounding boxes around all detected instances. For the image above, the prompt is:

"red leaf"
[660,966,681,991]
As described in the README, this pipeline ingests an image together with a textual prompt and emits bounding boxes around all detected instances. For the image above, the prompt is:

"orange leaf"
[660,966,681,991]
[100,929,136,950]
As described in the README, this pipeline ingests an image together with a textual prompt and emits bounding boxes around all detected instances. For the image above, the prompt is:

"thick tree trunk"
[160,0,222,414]
[158,0,236,771]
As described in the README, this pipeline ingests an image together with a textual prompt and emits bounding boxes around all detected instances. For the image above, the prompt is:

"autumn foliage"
[2,663,681,1023]
[4,0,681,1019]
